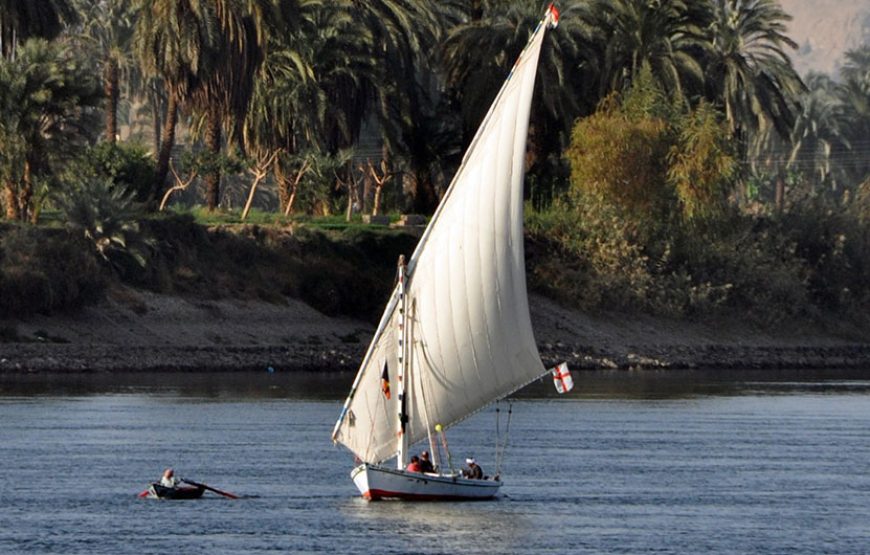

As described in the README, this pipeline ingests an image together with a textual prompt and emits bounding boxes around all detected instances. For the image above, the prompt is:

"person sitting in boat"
[418,451,435,473]
[160,468,180,488]
[462,458,483,480]
[405,456,422,473]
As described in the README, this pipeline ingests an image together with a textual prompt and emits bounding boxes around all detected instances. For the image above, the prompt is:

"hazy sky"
[779,0,870,78]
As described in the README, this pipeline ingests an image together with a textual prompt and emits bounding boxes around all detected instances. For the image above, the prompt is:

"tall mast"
[396,255,410,469]
[331,3,559,466]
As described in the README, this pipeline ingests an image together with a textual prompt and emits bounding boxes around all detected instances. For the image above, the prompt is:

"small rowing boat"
[138,476,239,500]
[143,483,206,500]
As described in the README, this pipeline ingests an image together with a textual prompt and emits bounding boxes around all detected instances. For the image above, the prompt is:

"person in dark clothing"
[418,451,435,473]
[462,458,483,479]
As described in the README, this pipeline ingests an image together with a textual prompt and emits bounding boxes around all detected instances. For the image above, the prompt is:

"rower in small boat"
[160,468,179,487]
[139,469,240,500]
[138,468,205,499]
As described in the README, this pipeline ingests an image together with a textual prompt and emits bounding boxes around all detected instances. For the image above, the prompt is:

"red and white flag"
[547,3,560,28]
[551,362,573,394]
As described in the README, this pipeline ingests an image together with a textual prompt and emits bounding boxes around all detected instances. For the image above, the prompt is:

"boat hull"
[146,483,205,499]
[351,463,501,501]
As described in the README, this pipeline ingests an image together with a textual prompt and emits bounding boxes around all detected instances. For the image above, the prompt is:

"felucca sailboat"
[331,3,568,501]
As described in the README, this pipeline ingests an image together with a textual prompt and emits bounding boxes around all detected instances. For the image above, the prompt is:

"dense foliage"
[0,0,868,327]
[0,216,418,321]
[533,74,870,326]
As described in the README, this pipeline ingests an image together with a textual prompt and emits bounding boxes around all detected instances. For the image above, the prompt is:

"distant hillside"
[780,0,870,79]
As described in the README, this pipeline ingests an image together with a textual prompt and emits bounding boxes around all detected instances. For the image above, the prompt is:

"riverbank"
[1,286,868,374]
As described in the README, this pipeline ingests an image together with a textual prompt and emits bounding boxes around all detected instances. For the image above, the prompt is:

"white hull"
[351,463,501,501]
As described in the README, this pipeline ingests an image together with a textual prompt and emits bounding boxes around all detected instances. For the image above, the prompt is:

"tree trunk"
[204,108,222,211]
[29,202,41,225]
[411,171,438,214]
[275,160,290,211]
[285,185,298,216]
[104,58,119,143]
[775,173,785,213]
[345,180,355,222]
[241,175,263,221]
[372,185,383,216]
[153,93,179,206]
[19,160,33,222]
[150,86,163,156]
[278,174,291,212]
[4,181,19,220]
[362,172,371,214]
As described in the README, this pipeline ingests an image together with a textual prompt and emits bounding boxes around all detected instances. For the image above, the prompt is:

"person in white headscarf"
[160,468,180,488]
[462,458,483,479]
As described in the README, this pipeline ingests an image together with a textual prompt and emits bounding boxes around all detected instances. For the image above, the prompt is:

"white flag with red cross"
[550,362,573,394]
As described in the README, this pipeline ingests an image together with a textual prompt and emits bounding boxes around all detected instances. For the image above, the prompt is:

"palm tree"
[840,45,870,85]
[0,38,102,221]
[703,0,805,211]
[838,46,870,187]
[440,0,598,207]
[56,177,153,272]
[703,0,804,145]
[0,0,78,58]
[134,0,219,203]
[786,73,851,198]
[246,1,444,213]
[352,0,444,213]
[244,1,347,212]
[581,0,707,101]
[327,0,441,153]
[188,0,271,211]
[73,0,137,144]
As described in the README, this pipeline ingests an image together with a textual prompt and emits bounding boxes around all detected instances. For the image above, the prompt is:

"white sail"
[333,9,555,465]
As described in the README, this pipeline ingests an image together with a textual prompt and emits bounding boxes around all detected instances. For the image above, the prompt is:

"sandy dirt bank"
[1,288,868,373]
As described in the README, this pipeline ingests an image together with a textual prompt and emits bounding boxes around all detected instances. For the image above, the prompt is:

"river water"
[1,369,868,554]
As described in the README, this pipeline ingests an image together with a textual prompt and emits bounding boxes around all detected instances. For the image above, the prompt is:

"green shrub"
[565,96,673,230]
[75,143,155,202]
[56,177,154,278]
[527,197,654,312]
[120,217,415,321]
[526,189,870,325]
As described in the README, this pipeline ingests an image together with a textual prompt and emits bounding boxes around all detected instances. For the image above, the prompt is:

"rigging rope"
[495,403,500,474]
[494,401,514,477]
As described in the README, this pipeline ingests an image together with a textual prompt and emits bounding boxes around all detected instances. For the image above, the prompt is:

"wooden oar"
[181,478,239,499]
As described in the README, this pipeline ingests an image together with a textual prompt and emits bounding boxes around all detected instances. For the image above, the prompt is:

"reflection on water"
[0,370,353,398]
[339,497,537,554]
[519,368,870,399]
[2,368,868,399]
